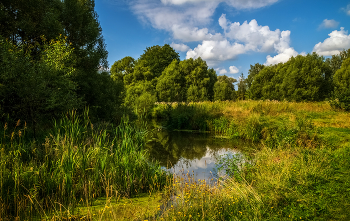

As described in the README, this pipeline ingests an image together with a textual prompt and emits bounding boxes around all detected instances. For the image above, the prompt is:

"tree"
[110,56,135,82]
[0,0,114,120]
[124,81,157,115]
[213,75,237,101]
[332,57,350,111]
[138,44,180,79]
[156,60,186,102]
[280,53,331,101]
[180,58,217,102]
[246,63,264,89]
[237,73,247,100]
[0,36,81,133]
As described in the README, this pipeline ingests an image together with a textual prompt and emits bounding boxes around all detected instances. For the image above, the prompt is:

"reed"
[0,111,168,220]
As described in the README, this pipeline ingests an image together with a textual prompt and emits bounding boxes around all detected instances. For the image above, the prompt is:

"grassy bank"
[150,100,350,220]
[0,111,168,220]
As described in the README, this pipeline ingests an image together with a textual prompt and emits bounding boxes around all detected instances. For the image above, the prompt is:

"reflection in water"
[145,130,252,180]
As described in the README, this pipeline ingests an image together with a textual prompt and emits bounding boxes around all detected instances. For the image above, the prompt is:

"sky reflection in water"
[145,130,245,181]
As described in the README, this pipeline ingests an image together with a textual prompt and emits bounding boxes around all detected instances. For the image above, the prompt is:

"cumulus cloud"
[186,40,246,62]
[161,0,279,9]
[131,0,219,42]
[216,68,228,75]
[265,30,298,65]
[229,65,239,74]
[319,19,339,29]
[172,25,223,42]
[313,27,350,56]
[220,15,281,52]
[187,16,298,66]
[342,4,350,16]
[171,43,190,52]
[131,0,294,66]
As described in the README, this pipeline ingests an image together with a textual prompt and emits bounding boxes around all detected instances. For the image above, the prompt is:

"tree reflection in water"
[145,129,254,180]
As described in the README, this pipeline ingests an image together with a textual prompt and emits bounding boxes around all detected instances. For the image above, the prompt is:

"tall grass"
[147,100,350,220]
[0,111,168,220]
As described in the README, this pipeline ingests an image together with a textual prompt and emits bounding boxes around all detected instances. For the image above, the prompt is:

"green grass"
[2,100,350,220]
[0,111,168,220]
[148,100,350,220]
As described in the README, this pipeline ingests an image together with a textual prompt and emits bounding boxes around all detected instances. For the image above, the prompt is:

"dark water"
[145,128,254,181]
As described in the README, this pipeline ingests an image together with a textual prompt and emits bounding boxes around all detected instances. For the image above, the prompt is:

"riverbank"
[149,100,350,220]
[1,101,349,220]
[0,111,168,220]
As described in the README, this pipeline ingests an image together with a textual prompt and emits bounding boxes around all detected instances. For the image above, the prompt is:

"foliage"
[0,36,81,131]
[138,44,180,79]
[213,75,236,101]
[331,57,350,111]
[250,53,332,101]
[124,81,157,116]
[246,63,264,89]
[110,56,135,82]
[0,0,114,121]
[181,58,217,102]
[156,60,186,102]
[0,111,168,219]
[236,73,247,100]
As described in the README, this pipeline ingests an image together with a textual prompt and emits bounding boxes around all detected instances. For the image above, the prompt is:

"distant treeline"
[1,0,350,132]
[110,45,236,115]
[113,46,350,113]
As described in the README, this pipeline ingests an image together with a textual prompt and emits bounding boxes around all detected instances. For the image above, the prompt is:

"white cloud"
[172,25,223,42]
[171,43,190,52]
[216,68,228,75]
[187,16,298,66]
[313,27,350,56]
[265,30,298,65]
[342,4,350,16]
[131,0,294,67]
[229,65,239,74]
[319,19,339,29]
[220,15,281,52]
[161,0,279,9]
[131,0,281,43]
[186,40,246,63]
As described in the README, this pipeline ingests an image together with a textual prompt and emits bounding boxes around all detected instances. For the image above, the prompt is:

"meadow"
[150,100,350,220]
[1,101,350,220]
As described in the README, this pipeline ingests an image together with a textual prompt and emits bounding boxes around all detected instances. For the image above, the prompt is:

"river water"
[145,129,254,181]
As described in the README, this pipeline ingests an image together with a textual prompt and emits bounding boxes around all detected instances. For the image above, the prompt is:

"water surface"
[145,129,254,181]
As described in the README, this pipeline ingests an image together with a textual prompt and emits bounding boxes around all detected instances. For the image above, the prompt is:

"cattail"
[16,119,20,127]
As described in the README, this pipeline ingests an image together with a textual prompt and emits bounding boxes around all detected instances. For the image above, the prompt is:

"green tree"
[156,60,186,102]
[332,57,350,110]
[110,56,135,82]
[0,36,81,133]
[213,75,237,101]
[138,44,180,78]
[280,53,331,101]
[246,63,264,89]
[180,58,217,102]
[237,73,247,100]
[124,81,157,115]
[0,0,114,120]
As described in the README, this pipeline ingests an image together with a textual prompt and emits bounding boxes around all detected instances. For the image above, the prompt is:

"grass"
[148,100,350,220]
[0,110,168,220]
[2,100,350,220]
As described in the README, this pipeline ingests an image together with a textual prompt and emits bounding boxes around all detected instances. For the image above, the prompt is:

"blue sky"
[95,0,350,78]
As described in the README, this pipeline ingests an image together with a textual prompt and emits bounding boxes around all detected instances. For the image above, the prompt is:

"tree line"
[246,50,350,110]
[110,44,237,114]
[1,0,349,132]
